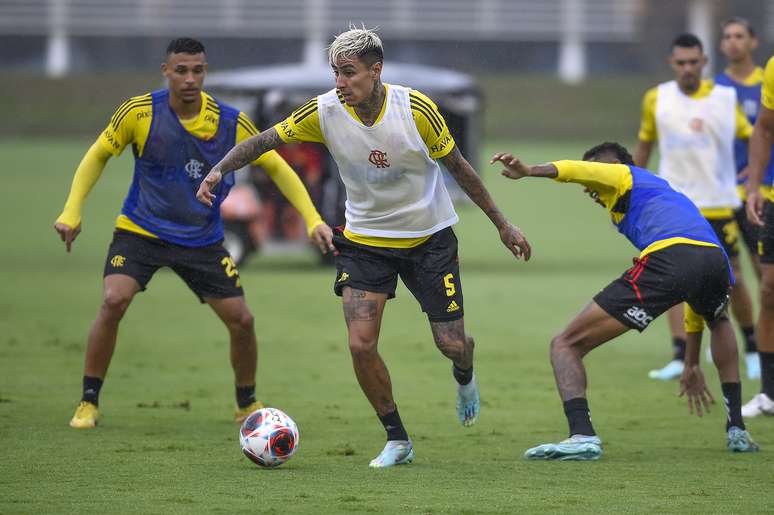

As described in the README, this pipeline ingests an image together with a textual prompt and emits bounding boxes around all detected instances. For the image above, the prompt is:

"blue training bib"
[121,89,238,246]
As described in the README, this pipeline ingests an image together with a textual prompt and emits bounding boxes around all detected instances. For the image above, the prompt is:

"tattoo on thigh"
[343,289,377,323]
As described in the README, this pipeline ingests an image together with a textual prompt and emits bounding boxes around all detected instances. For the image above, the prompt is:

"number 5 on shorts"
[444,273,456,297]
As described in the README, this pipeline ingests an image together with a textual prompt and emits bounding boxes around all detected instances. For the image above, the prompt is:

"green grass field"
[1,139,772,514]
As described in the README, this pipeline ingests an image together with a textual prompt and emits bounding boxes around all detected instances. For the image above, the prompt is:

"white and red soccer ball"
[239,407,299,467]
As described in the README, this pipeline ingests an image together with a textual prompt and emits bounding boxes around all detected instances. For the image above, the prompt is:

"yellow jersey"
[762,56,774,110]
[274,85,456,248]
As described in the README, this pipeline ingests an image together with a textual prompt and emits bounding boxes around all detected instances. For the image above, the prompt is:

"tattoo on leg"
[343,289,377,325]
[430,319,472,367]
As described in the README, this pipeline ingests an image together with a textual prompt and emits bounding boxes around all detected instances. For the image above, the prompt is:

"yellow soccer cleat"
[69,401,99,429]
[235,401,264,424]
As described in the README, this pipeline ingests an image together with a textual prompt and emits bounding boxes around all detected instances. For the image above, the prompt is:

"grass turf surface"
[1,139,772,514]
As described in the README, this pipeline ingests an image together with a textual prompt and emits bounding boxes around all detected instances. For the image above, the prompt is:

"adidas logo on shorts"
[447,300,460,313]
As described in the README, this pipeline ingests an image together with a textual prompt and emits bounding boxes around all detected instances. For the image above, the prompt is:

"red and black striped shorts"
[593,244,731,332]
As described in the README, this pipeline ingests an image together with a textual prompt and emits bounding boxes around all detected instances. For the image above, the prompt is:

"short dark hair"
[582,142,635,166]
[671,33,703,53]
[166,38,206,56]
[721,16,755,38]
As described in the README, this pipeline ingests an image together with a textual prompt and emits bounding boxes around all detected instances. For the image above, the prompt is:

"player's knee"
[348,337,377,359]
[550,332,578,356]
[434,335,465,361]
[234,311,254,332]
[101,290,132,318]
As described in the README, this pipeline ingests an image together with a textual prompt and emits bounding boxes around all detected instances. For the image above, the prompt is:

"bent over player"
[197,28,531,467]
[492,142,758,460]
[54,38,332,429]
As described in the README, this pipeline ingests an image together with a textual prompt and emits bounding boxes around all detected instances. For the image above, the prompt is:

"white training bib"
[318,84,458,237]
[655,80,740,209]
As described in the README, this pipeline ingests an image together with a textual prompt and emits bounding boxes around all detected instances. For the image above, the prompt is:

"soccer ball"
[239,407,299,467]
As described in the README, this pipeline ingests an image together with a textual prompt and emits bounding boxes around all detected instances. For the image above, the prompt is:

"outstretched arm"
[441,147,531,260]
[54,142,112,252]
[196,127,284,207]
[490,152,557,179]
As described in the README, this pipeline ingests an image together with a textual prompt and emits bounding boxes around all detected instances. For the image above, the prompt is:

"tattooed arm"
[441,147,531,260]
[196,127,284,206]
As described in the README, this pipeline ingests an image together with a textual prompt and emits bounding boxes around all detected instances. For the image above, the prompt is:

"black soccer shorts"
[594,244,731,332]
[332,227,463,322]
[103,230,243,302]
[706,216,740,258]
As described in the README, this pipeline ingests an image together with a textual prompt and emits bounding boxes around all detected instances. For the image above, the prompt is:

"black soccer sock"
[721,382,745,431]
[742,326,757,354]
[235,384,256,409]
[379,409,409,441]
[81,376,103,406]
[672,337,686,361]
[760,352,774,398]
[452,363,473,386]
[563,397,596,437]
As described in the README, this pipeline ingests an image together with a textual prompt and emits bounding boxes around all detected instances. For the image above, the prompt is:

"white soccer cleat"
[524,434,603,461]
[745,352,761,380]
[456,374,480,427]
[648,359,684,380]
[741,392,774,418]
[368,440,414,468]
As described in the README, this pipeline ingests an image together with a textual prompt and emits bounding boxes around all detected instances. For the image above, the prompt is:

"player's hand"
[490,152,531,180]
[310,222,337,256]
[746,188,765,227]
[54,221,81,253]
[498,221,531,261]
[196,169,223,207]
[678,364,714,417]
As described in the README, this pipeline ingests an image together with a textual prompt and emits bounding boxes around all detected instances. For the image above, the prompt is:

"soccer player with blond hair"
[55,38,333,429]
[197,27,531,467]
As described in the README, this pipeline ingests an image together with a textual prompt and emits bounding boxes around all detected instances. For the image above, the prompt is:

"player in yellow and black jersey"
[54,38,333,430]
[196,28,531,468]
[276,87,455,248]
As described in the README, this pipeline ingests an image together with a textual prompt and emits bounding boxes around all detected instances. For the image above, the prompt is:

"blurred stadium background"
[2,0,773,140]
[2,1,774,513]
